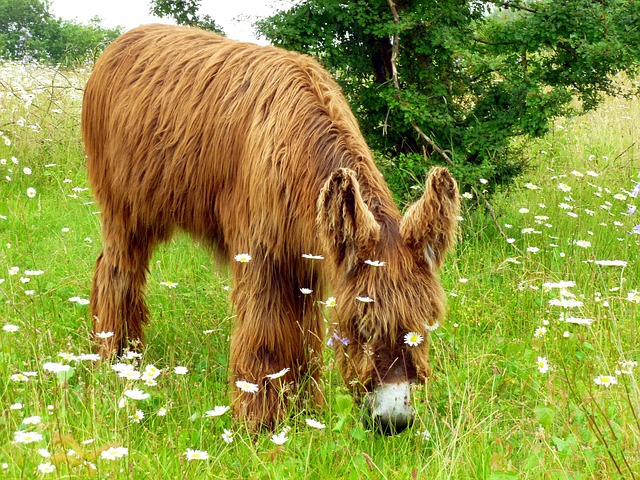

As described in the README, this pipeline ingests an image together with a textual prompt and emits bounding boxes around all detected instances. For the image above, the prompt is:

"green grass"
[1,61,639,479]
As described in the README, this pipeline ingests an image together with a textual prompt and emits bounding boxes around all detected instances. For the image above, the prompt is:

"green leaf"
[533,406,555,430]
[334,394,353,416]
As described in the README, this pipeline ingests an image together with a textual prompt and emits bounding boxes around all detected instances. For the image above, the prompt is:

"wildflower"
[101,446,128,460]
[574,240,591,248]
[570,170,584,177]
[37,449,51,458]
[305,418,326,429]
[112,362,135,374]
[185,448,209,461]
[13,430,43,444]
[142,364,161,379]
[10,403,23,410]
[426,321,439,332]
[506,238,515,244]
[594,375,617,388]
[95,331,114,339]
[563,316,594,326]
[300,288,312,295]
[22,416,41,425]
[526,247,540,253]
[479,178,488,184]
[174,366,188,375]
[594,260,627,267]
[234,253,252,263]
[404,332,424,347]
[68,297,90,305]
[563,331,571,338]
[459,278,468,283]
[356,296,374,303]
[558,183,571,192]
[157,408,167,416]
[205,406,230,417]
[323,296,337,307]
[26,187,36,198]
[24,270,43,276]
[37,462,55,474]
[8,266,19,275]
[548,298,583,308]
[160,281,178,288]
[302,254,324,260]
[271,430,289,445]
[235,380,259,393]
[120,369,141,380]
[221,429,233,444]
[613,193,627,201]
[542,280,575,290]
[58,352,77,361]
[3,324,19,332]
[462,192,473,199]
[265,367,290,380]
[519,208,530,213]
[586,170,599,177]
[625,290,640,303]
[42,362,70,373]
[364,259,385,267]
[619,360,637,374]
[11,373,29,382]
[525,183,540,190]
[327,332,350,346]
[533,326,546,338]
[23,167,32,175]
[537,357,550,374]
[130,410,144,423]
[123,388,150,400]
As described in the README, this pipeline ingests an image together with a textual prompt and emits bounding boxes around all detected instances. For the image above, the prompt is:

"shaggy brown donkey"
[82,24,460,434]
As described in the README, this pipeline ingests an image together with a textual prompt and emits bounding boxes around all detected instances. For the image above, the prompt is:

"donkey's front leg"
[229,261,323,429]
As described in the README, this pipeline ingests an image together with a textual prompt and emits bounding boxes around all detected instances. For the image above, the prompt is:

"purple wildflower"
[327,332,350,347]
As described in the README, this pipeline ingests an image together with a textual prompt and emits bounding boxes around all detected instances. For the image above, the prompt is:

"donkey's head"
[318,166,459,435]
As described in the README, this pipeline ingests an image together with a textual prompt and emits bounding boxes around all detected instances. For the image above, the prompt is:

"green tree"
[0,0,50,60]
[256,0,640,200]
[0,0,121,64]
[150,0,224,33]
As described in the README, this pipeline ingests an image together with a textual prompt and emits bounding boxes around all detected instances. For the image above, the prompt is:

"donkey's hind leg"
[91,224,159,358]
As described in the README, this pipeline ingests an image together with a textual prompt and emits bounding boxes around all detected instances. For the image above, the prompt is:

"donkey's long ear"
[317,168,380,269]
[400,167,460,270]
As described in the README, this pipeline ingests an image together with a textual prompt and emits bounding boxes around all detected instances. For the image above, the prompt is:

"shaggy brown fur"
[82,24,460,429]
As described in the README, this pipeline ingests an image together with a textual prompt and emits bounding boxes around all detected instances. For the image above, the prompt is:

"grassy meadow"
[0,60,639,479]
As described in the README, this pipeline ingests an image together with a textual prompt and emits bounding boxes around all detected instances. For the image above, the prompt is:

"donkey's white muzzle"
[366,382,414,435]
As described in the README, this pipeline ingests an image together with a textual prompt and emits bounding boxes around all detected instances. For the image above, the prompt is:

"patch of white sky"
[49,0,294,43]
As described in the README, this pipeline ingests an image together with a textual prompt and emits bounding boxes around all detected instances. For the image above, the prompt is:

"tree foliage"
[0,0,121,64]
[150,0,224,33]
[256,0,640,200]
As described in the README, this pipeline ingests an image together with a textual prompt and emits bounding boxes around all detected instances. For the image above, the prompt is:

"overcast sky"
[49,0,291,43]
